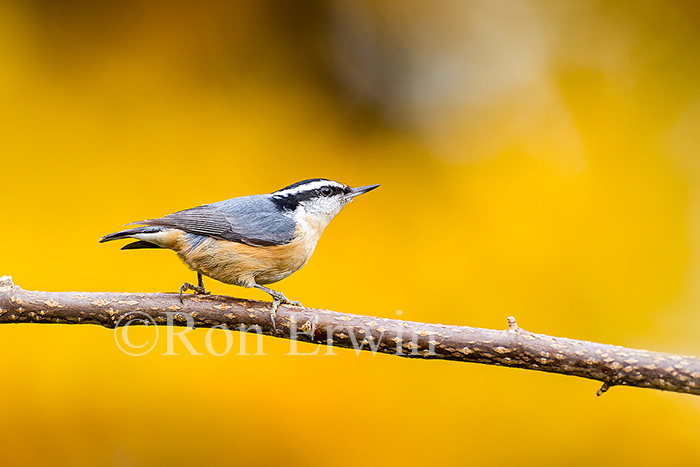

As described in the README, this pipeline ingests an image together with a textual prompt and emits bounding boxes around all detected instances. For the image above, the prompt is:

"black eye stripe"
[271,195,299,211]
[313,185,345,197]
[272,183,349,211]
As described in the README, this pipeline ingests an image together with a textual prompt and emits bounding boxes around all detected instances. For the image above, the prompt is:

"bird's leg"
[179,272,210,303]
[253,284,303,330]
[197,272,207,291]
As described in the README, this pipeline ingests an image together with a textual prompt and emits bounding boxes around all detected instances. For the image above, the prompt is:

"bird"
[100,178,380,325]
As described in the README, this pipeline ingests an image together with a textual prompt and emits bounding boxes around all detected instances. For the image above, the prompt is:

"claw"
[252,284,305,332]
[270,298,281,331]
[179,273,210,303]
[179,283,189,304]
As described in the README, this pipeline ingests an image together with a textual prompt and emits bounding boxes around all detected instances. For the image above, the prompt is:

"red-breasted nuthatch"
[100,178,379,323]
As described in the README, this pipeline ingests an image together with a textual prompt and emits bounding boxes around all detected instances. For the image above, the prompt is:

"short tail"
[99,226,164,250]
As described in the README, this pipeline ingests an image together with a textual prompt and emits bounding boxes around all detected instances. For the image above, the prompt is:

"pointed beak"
[349,184,380,198]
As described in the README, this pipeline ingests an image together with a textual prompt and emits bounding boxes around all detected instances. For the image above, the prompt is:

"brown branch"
[1,275,699,396]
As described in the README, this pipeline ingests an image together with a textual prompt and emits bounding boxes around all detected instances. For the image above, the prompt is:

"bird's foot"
[252,284,303,331]
[179,282,210,303]
[268,292,303,332]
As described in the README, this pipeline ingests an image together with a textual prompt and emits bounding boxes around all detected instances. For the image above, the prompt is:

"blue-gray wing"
[134,195,297,247]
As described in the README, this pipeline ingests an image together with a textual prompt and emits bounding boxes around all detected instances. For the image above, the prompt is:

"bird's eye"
[320,187,333,197]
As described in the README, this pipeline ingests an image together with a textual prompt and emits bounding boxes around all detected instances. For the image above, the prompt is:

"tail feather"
[99,226,163,243]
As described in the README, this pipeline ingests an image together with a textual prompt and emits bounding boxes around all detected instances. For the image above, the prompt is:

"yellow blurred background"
[2,0,700,465]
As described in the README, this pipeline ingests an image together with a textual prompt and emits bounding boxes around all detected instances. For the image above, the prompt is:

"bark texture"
[1,275,698,396]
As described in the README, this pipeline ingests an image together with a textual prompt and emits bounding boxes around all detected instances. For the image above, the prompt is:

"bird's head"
[271,178,380,225]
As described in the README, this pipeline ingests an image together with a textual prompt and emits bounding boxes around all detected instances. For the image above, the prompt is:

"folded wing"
[133,195,296,247]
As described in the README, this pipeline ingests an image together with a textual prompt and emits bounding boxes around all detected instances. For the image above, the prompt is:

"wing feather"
[134,196,296,247]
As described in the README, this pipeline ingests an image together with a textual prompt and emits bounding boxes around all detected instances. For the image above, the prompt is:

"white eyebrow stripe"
[274,180,344,197]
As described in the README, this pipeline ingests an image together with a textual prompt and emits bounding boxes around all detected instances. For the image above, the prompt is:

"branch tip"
[596,382,612,396]
[507,316,519,332]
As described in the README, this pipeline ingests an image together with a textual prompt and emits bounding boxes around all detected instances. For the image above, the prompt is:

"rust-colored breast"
[174,228,317,288]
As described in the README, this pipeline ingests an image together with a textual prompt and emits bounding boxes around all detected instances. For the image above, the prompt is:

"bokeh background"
[2,0,700,465]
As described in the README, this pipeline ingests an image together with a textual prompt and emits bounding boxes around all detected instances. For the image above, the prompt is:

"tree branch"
[1,275,698,396]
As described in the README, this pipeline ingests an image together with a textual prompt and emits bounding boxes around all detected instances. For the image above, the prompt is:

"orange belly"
[173,232,315,287]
